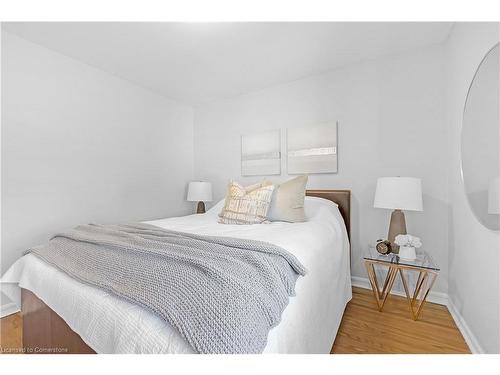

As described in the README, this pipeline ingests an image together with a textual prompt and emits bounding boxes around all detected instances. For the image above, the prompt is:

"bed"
[1,189,351,354]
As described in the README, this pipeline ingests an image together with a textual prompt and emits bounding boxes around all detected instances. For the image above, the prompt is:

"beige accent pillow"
[267,175,308,222]
[218,180,275,225]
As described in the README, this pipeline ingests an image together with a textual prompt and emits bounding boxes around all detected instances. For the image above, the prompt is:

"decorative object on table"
[187,181,213,214]
[373,177,423,253]
[241,129,281,176]
[375,239,392,255]
[364,246,439,320]
[286,122,338,174]
[394,234,422,260]
[488,177,500,214]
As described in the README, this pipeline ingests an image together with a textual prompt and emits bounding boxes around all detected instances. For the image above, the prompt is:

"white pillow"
[303,196,339,220]
[207,199,225,216]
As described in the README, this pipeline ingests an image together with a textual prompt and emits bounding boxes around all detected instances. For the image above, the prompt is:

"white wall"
[446,23,500,353]
[194,45,448,294]
[0,22,14,316]
[1,32,195,280]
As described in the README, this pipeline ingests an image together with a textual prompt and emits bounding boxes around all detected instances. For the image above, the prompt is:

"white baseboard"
[351,276,448,306]
[446,299,484,354]
[0,302,20,318]
[351,276,483,353]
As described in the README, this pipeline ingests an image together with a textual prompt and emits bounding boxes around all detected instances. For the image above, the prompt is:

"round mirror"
[462,43,500,230]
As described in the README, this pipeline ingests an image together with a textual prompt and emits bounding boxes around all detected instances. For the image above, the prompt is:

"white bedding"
[1,196,351,354]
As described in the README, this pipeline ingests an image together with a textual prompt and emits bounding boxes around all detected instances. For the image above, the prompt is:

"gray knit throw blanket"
[25,223,306,353]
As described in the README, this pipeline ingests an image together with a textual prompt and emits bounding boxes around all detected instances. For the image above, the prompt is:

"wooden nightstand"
[364,247,439,321]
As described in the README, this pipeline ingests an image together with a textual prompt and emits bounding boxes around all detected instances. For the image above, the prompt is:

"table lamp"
[187,181,213,214]
[374,177,423,253]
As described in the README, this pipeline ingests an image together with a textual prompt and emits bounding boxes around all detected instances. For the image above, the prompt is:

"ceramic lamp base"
[196,201,206,214]
[398,246,416,260]
[388,209,407,254]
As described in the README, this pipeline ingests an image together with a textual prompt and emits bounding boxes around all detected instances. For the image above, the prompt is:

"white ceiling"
[2,22,453,105]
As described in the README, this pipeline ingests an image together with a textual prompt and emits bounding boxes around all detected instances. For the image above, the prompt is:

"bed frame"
[21,189,351,354]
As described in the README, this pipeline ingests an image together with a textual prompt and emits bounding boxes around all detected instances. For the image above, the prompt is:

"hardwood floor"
[331,287,470,354]
[0,287,470,354]
[0,312,23,354]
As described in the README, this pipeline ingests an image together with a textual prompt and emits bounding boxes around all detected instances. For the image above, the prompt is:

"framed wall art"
[241,129,281,176]
[287,122,338,174]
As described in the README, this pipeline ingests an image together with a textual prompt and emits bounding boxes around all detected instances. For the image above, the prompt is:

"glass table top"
[364,246,440,271]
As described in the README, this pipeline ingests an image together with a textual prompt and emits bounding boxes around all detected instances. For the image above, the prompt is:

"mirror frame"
[460,41,500,231]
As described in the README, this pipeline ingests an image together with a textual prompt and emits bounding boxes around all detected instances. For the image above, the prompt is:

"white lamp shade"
[374,177,423,211]
[488,177,500,214]
[187,181,213,202]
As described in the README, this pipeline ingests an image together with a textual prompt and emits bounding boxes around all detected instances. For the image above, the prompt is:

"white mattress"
[1,196,351,353]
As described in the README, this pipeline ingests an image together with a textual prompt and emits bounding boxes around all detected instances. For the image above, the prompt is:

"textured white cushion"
[218,181,275,225]
[267,175,308,222]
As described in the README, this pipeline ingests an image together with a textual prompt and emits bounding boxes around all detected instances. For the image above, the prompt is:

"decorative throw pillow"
[267,175,308,222]
[218,180,275,225]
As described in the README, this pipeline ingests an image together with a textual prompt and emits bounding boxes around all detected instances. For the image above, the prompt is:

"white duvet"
[1,196,351,354]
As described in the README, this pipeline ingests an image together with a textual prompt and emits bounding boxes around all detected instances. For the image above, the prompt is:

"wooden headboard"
[306,189,351,240]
